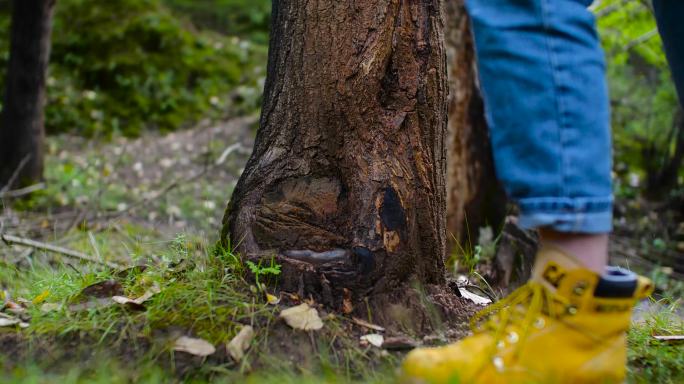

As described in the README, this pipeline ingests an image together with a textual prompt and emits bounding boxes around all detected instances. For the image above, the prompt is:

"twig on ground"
[0,183,45,199]
[0,233,120,268]
[0,154,32,194]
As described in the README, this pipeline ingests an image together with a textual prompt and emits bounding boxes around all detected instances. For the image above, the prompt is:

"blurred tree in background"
[594,0,683,198]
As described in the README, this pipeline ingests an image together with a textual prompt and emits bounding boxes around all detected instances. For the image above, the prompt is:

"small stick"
[0,233,120,269]
[0,183,45,199]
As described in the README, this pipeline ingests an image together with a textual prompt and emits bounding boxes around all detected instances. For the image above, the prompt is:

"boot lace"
[469,281,569,355]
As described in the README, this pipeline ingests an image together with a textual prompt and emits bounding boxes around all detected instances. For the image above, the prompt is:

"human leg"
[401,1,653,382]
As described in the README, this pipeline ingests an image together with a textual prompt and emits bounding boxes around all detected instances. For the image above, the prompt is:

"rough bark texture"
[443,0,505,249]
[222,0,448,307]
[0,0,55,189]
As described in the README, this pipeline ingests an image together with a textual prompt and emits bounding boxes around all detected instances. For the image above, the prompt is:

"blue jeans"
[465,0,683,234]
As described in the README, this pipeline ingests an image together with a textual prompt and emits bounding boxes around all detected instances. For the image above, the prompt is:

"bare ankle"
[538,229,609,273]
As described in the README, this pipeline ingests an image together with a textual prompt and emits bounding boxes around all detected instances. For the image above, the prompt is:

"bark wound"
[379,187,406,253]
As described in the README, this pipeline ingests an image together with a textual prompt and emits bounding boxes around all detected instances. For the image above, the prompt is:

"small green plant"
[245,258,281,291]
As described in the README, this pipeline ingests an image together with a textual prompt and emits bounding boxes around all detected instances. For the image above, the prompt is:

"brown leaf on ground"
[226,325,255,362]
[173,336,216,356]
[280,303,324,331]
[80,280,124,298]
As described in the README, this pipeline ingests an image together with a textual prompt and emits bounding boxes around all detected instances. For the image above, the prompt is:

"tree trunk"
[645,107,684,199]
[443,0,506,251]
[0,0,55,190]
[222,0,448,309]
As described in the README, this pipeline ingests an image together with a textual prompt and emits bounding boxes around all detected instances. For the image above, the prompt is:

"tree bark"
[222,0,448,306]
[443,0,505,250]
[0,0,56,190]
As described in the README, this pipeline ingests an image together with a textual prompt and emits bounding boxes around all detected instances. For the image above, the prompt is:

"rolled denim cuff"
[517,196,613,233]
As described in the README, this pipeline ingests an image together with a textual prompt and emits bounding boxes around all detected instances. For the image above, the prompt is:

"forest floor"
[0,117,683,383]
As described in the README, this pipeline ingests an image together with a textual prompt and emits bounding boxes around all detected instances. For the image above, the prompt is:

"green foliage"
[163,0,271,44]
[245,258,281,291]
[627,302,684,383]
[594,1,682,191]
[0,0,266,137]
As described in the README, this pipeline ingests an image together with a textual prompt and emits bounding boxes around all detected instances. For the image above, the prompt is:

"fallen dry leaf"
[0,317,20,327]
[280,303,324,331]
[458,287,491,305]
[174,336,216,356]
[112,284,160,310]
[351,317,385,332]
[80,280,124,298]
[360,334,384,348]
[226,325,255,362]
[266,293,280,305]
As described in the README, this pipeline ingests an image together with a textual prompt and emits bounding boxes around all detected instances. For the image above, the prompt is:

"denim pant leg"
[653,0,684,105]
[465,0,612,233]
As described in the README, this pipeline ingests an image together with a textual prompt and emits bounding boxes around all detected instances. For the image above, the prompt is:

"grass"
[1,136,682,383]
[0,234,400,383]
[628,299,684,384]
[2,229,682,383]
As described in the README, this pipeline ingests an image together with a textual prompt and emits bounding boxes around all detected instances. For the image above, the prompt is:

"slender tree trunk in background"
[645,107,684,199]
[0,0,55,190]
[443,0,506,251]
[222,0,449,315]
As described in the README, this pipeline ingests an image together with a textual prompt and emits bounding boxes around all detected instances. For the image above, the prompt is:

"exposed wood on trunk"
[222,0,448,306]
[0,0,56,189]
[443,0,506,252]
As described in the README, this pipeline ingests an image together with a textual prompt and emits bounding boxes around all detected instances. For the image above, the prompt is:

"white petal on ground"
[458,287,492,305]
[226,325,255,362]
[360,334,384,348]
[279,303,324,331]
[173,336,216,356]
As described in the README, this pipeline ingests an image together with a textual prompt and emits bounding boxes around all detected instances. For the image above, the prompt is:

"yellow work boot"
[401,246,654,384]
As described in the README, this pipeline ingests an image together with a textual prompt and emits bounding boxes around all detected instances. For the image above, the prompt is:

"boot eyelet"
[534,318,545,329]
[497,340,505,349]
[566,305,578,315]
[573,281,588,296]
[507,331,519,344]
[492,356,504,372]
